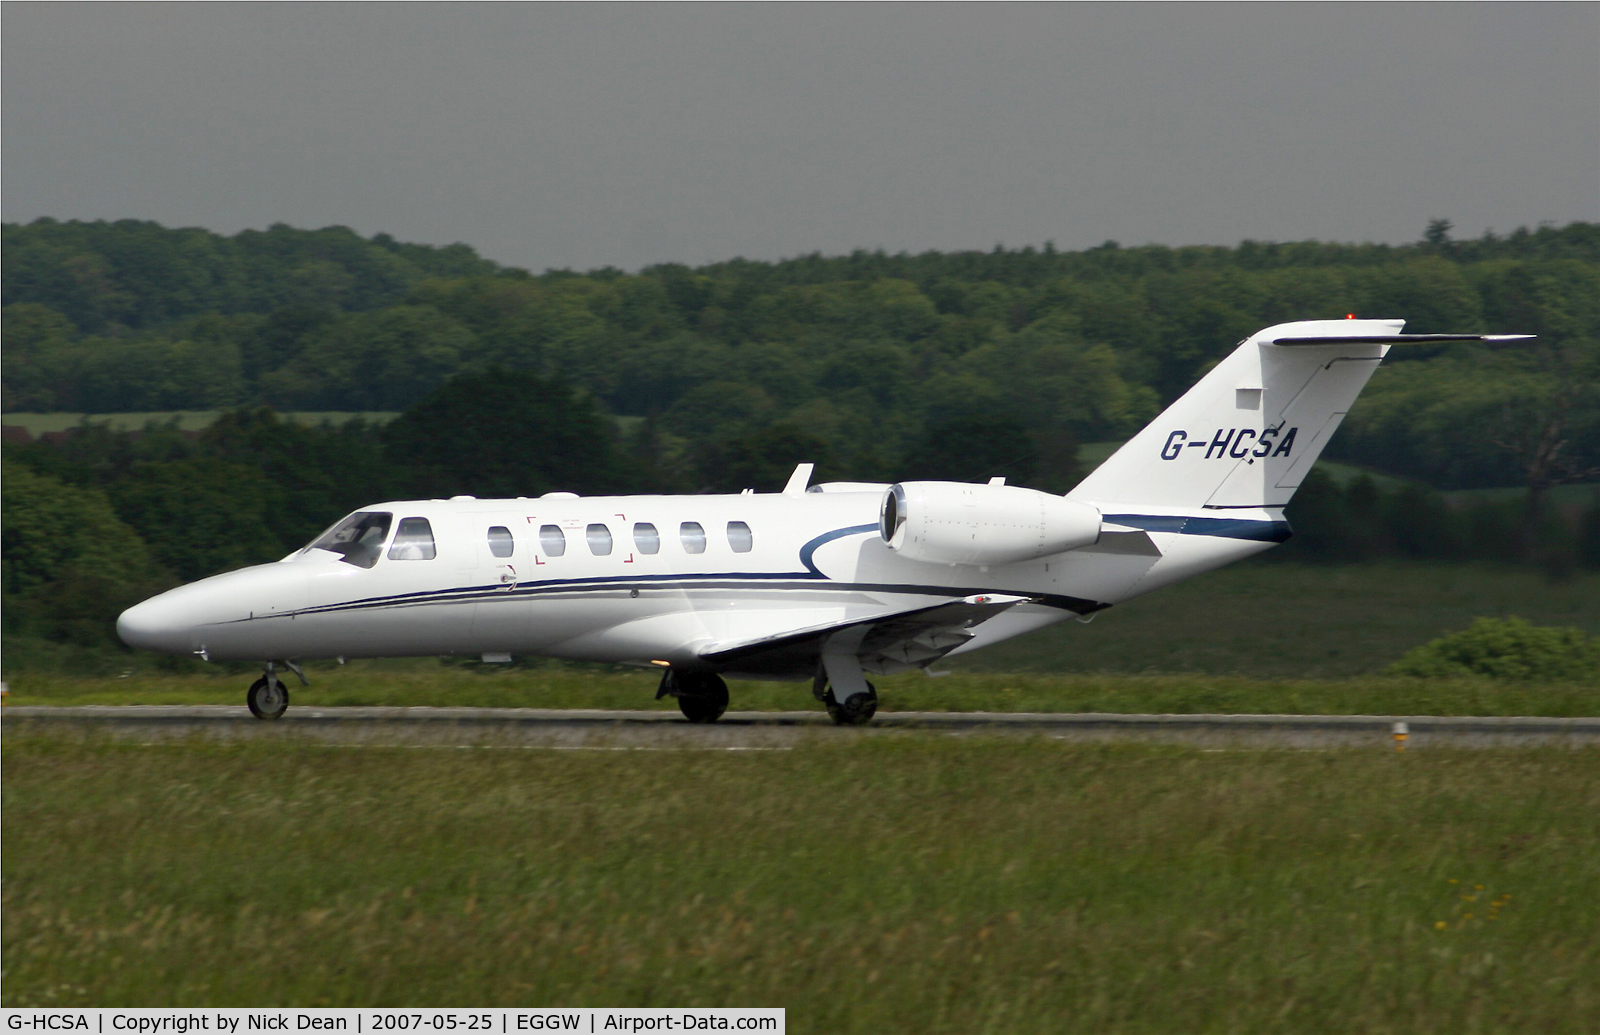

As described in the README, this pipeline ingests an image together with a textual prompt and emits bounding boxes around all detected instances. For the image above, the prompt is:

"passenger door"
[470,518,533,653]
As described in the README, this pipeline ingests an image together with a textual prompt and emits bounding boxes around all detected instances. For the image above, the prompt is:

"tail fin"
[1068,320,1531,511]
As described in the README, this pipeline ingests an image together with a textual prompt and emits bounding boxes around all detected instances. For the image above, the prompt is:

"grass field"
[6,667,1598,718]
[959,561,1600,678]
[4,731,1596,1029]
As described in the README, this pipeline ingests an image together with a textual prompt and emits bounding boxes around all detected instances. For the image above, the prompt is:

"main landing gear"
[814,629,879,725]
[246,662,305,721]
[657,668,730,723]
[813,674,878,726]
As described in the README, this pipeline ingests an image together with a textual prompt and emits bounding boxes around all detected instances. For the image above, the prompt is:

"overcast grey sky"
[4,3,1596,272]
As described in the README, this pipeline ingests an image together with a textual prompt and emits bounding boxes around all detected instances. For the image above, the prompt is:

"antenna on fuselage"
[782,463,815,496]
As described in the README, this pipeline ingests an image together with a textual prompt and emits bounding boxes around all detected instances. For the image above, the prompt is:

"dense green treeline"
[5,218,1598,492]
[6,403,1598,669]
[4,218,1598,667]
[2,219,499,332]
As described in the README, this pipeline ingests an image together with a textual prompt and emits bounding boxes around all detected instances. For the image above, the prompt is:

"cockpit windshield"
[305,511,393,568]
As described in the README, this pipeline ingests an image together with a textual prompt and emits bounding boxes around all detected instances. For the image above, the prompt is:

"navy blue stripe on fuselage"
[271,574,1109,622]
[1104,513,1292,543]
[799,523,879,573]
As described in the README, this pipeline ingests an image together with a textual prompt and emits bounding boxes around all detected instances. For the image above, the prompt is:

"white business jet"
[117,319,1528,723]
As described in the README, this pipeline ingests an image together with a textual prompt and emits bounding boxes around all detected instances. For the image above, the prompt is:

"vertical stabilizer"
[1068,319,1508,511]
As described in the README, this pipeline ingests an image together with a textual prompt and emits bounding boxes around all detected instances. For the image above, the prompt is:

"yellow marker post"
[1392,721,1408,752]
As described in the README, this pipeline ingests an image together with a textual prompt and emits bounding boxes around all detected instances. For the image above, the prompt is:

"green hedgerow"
[1388,616,1600,681]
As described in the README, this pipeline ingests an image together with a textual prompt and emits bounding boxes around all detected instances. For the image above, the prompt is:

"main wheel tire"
[825,682,878,726]
[676,672,729,724]
[247,676,289,720]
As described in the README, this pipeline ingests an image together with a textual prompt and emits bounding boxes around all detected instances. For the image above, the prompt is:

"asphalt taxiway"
[5,705,1598,749]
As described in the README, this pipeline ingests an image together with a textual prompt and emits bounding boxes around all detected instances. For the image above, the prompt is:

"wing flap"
[698,593,1037,674]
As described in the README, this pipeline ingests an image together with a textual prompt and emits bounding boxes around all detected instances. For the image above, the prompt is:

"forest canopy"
[5,217,1597,493]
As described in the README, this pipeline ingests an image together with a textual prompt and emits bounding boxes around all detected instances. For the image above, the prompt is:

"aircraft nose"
[116,595,194,654]
[117,562,309,659]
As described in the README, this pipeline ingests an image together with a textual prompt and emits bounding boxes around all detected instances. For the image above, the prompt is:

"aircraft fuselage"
[115,486,1277,678]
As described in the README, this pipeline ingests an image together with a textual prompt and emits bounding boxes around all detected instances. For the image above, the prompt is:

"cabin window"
[679,521,707,554]
[307,511,392,569]
[727,521,754,553]
[539,524,566,557]
[487,526,515,558]
[587,523,614,556]
[388,517,437,560]
[634,522,661,555]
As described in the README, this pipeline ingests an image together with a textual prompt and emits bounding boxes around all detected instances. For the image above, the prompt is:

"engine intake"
[880,482,1102,566]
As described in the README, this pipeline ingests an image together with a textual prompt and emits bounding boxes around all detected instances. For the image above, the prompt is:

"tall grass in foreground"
[7,666,1597,716]
[4,733,1597,1030]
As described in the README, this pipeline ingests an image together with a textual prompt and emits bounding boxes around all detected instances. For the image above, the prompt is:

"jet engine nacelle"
[880,481,1102,566]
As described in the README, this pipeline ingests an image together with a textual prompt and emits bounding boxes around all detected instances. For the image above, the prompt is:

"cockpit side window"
[388,517,437,560]
[487,526,515,558]
[307,511,392,569]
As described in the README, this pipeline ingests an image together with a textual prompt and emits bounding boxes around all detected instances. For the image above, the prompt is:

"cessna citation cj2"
[118,319,1529,723]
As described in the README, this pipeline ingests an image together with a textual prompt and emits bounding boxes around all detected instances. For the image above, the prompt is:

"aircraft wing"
[697,593,1037,676]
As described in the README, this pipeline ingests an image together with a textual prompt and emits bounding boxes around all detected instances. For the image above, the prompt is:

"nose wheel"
[247,675,289,720]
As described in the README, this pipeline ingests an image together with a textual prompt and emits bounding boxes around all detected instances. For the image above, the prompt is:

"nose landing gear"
[246,661,305,720]
[246,675,289,720]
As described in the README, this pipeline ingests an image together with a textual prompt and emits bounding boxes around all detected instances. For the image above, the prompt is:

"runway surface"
[6,705,1598,749]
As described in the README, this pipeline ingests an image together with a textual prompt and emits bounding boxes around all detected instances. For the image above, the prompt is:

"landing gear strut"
[657,669,730,723]
[814,632,878,725]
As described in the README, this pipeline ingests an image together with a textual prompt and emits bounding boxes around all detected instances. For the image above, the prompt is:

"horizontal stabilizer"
[1069,319,1533,512]
[1270,333,1534,347]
